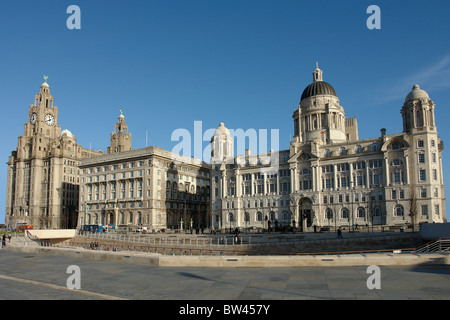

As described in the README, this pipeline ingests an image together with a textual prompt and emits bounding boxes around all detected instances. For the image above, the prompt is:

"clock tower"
[24,77,62,155]
[6,77,103,230]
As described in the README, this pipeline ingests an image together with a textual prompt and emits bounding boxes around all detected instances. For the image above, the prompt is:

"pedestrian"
[113,242,117,252]
[337,227,343,239]
[2,234,6,248]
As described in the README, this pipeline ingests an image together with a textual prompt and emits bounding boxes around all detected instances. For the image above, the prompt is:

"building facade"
[5,79,103,229]
[77,115,211,231]
[210,66,446,231]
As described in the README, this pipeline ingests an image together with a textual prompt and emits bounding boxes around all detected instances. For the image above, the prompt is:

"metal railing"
[77,231,251,246]
[413,237,450,253]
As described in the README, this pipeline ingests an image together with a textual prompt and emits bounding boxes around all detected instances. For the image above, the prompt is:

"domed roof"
[300,64,337,102]
[301,81,337,101]
[405,84,430,103]
[214,122,231,137]
[61,129,73,138]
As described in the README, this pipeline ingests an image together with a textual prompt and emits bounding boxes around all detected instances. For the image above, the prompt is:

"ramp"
[27,229,76,242]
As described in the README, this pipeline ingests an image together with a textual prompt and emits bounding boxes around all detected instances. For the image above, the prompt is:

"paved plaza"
[1,249,450,302]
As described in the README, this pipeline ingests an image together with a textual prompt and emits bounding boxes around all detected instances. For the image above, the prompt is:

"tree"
[408,186,419,232]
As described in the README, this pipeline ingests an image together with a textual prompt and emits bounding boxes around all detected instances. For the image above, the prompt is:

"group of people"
[88,240,117,252]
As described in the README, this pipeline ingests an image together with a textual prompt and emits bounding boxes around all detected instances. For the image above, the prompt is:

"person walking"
[337,227,343,239]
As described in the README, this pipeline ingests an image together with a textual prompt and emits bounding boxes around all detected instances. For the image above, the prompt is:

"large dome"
[301,81,337,101]
[300,64,338,102]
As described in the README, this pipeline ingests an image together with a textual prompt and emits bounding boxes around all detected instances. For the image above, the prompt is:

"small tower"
[210,122,233,164]
[108,110,132,153]
[401,84,436,134]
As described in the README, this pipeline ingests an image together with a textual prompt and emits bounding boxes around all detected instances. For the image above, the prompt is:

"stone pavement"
[1,249,450,301]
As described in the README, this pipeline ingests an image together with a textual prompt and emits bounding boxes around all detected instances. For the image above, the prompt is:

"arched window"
[341,208,349,219]
[355,145,363,154]
[282,211,290,221]
[228,213,234,222]
[370,143,379,152]
[373,207,382,217]
[269,211,276,221]
[325,209,333,220]
[257,212,263,222]
[394,205,404,217]
[339,147,347,156]
[357,207,366,218]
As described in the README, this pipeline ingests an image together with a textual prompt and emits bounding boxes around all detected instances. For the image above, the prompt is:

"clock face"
[30,113,37,125]
[44,114,55,126]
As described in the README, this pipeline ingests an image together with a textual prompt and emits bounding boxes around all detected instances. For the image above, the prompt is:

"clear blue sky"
[1,0,449,224]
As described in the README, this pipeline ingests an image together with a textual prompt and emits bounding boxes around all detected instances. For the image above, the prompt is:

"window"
[370,143,379,152]
[357,207,365,218]
[421,205,428,217]
[421,188,427,198]
[417,140,424,148]
[257,212,263,222]
[418,153,425,163]
[325,209,333,220]
[269,211,276,221]
[435,205,440,216]
[341,208,349,219]
[373,207,382,217]
[419,169,426,181]
[394,205,404,217]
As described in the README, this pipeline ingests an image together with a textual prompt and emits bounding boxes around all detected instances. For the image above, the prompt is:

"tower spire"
[313,62,323,82]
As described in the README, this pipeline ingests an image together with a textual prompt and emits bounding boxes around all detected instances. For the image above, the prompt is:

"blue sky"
[1,0,450,224]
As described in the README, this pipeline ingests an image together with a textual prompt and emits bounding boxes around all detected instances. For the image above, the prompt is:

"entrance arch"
[299,197,313,232]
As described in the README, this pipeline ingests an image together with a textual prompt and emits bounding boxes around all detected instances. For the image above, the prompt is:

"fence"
[413,237,450,253]
[77,231,252,246]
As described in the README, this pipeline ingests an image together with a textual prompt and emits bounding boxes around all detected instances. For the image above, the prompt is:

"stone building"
[77,114,211,232]
[5,78,103,229]
[210,65,446,231]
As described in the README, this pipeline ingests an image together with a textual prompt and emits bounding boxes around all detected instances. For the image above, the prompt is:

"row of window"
[224,198,292,210]
[223,204,439,223]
